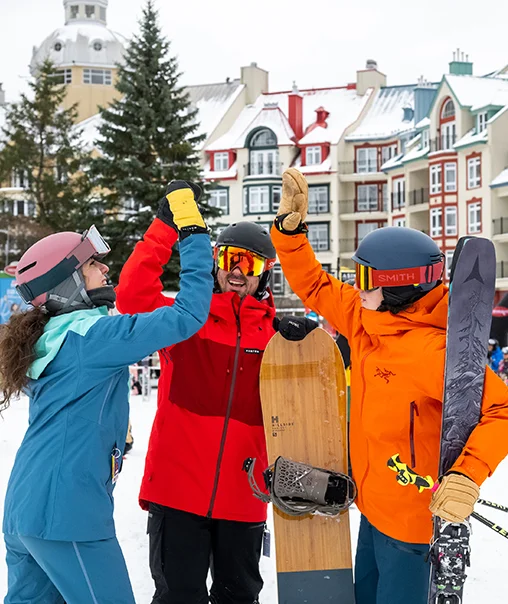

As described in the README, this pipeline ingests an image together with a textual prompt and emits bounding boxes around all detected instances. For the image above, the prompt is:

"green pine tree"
[0,59,93,235]
[91,0,217,288]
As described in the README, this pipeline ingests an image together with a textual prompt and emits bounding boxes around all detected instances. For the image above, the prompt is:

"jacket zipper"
[409,401,419,468]
[207,298,243,518]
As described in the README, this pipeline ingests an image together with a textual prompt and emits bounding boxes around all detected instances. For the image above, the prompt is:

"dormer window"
[214,152,229,172]
[422,129,430,148]
[54,42,62,51]
[70,5,79,19]
[477,112,488,133]
[441,99,455,120]
[250,129,277,148]
[306,146,322,166]
[93,41,103,51]
[85,4,95,18]
[439,98,456,150]
[247,128,279,176]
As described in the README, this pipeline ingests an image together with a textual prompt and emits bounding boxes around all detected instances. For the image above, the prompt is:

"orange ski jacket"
[273,227,508,544]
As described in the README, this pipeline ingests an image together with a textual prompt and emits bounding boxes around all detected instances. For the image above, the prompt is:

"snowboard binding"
[243,456,356,517]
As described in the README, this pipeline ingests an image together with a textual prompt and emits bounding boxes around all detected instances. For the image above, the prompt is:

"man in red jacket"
[116,188,316,604]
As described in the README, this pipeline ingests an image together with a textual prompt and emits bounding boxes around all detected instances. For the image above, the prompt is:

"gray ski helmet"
[352,227,443,304]
[215,222,276,299]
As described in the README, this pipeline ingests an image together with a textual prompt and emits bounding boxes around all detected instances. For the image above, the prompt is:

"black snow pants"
[148,503,264,604]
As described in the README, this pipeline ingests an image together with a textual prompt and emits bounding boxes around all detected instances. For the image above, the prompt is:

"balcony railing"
[430,133,457,152]
[408,188,429,206]
[497,262,508,279]
[340,199,385,214]
[391,192,405,211]
[244,161,282,176]
[493,217,508,236]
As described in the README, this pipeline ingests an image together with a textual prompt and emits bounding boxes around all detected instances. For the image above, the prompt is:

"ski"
[428,236,496,604]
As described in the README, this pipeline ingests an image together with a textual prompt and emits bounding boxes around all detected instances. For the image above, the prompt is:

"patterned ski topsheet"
[429,237,496,604]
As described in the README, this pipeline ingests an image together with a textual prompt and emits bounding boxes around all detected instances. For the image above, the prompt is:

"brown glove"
[429,473,479,523]
[276,168,309,232]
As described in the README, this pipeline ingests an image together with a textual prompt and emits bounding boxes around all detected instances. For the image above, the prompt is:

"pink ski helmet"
[15,225,110,307]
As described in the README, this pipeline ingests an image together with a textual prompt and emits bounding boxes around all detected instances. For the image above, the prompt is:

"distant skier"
[488,338,503,373]
[271,168,508,604]
[0,182,213,604]
[117,210,316,604]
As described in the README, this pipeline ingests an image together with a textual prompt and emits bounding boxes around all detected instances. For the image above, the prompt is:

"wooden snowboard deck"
[260,329,354,603]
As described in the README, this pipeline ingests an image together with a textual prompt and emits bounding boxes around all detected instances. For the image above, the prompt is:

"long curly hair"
[0,308,50,411]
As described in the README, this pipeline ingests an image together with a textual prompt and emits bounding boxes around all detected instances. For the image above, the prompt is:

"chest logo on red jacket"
[374,367,396,383]
[244,348,261,354]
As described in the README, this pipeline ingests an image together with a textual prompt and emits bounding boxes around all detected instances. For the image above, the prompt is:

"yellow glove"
[429,473,480,523]
[164,180,206,233]
[275,168,308,232]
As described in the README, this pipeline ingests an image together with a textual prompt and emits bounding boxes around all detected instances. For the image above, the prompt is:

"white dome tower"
[30,0,126,122]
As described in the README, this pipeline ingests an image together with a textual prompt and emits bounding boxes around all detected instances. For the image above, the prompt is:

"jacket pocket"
[409,401,419,468]
[147,503,167,591]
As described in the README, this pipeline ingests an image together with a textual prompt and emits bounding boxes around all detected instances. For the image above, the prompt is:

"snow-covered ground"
[1,392,508,602]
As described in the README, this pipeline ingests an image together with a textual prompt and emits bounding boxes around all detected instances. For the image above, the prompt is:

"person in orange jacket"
[271,168,508,604]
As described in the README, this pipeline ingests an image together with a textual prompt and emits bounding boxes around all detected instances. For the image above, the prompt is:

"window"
[445,206,457,236]
[357,222,380,244]
[249,149,279,175]
[430,207,443,237]
[308,223,330,251]
[70,5,79,18]
[54,42,62,51]
[85,5,95,18]
[392,179,405,209]
[430,164,442,194]
[52,68,72,84]
[100,6,106,20]
[356,147,377,173]
[381,144,397,165]
[421,129,430,148]
[246,186,270,213]
[477,112,488,133]
[441,123,456,150]
[213,152,229,172]
[393,217,406,227]
[271,265,285,295]
[308,186,329,214]
[441,99,455,120]
[209,189,229,213]
[445,250,454,279]
[357,185,378,211]
[467,156,481,189]
[11,170,28,189]
[93,41,103,51]
[468,202,481,234]
[249,128,277,148]
[382,183,388,211]
[271,186,281,213]
[306,146,322,166]
[444,163,457,192]
[83,69,112,85]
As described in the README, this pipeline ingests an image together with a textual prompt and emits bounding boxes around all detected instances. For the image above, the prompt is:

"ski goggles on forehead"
[78,225,110,262]
[214,245,275,277]
[355,261,444,291]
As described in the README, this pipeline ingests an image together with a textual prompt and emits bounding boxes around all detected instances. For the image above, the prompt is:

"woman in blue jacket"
[0,181,213,604]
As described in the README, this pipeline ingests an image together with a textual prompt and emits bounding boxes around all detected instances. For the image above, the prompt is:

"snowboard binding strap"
[243,456,356,517]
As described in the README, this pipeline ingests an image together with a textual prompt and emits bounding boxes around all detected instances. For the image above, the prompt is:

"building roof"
[206,86,370,151]
[443,74,508,112]
[491,168,508,188]
[30,22,126,72]
[186,80,245,146]
[346,85,416,141]
[454,127,488,149]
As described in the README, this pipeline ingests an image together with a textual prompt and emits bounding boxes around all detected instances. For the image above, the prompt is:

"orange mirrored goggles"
[214,246,275,277]
[355,261,444,291]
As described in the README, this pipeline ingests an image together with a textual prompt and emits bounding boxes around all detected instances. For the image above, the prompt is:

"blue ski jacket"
[3,234,213,542]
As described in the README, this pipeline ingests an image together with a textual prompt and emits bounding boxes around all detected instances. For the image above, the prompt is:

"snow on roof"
[454,127,488,149]
[31,22,126,72]
[299,125,329,145]
[402,143,429,163]
[491,168,508,188]
[292,154,333,174]
[415,117,430,129]
[207,86,370,151]
[186,80,245,146]
[346,85,416,141]
[203,160,238,181]
[445,74,508,111]
[75,113,103,151]
[381,153,404,171]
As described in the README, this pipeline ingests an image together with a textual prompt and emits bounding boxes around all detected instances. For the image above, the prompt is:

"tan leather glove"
[276,168,309,232]
[429,473,479,523]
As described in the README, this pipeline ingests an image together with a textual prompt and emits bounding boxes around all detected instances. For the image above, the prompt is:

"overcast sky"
[2,0,508,102]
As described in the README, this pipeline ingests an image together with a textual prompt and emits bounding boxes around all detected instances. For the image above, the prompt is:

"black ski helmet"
[215,221,276,299]
[352,227,444,305]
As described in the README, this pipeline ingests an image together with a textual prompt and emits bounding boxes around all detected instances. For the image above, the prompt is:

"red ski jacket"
[116,219,276,522]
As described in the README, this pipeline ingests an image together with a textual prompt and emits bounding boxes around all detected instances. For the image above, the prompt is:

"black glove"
[276,316,319,341]
[156,180,207,240]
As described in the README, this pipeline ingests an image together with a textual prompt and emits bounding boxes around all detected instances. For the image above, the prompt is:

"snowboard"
[428,236,496,603]
[259,328,354,604]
